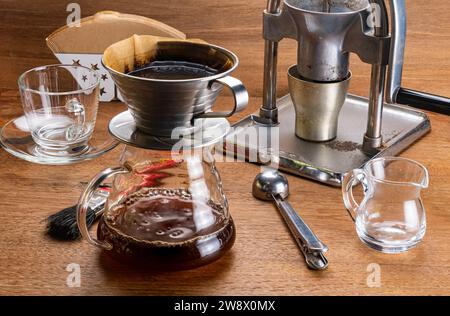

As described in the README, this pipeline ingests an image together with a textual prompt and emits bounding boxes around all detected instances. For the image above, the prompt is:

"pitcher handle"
[342,169,366,222]
[197,76,249,118]
[77,166,130,250]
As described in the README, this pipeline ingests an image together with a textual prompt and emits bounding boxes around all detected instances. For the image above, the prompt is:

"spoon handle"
[272,194,328,259]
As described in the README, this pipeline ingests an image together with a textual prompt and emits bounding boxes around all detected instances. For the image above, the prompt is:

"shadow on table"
[95,250,236,294]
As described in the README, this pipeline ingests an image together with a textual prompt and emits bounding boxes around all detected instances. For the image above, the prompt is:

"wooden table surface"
[1,0,450,295]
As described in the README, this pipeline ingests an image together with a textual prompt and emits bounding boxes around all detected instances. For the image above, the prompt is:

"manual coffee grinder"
[224,0,450,186]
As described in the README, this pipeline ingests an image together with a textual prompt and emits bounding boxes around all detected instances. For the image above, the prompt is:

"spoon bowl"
[252,169,289,201]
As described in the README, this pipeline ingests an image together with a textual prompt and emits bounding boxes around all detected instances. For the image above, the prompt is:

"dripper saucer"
[108,110,230,150]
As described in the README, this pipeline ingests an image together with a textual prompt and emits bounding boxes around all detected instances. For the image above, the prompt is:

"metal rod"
[260,0,282,125]
[364,65,387,148]
[323,0,331,13]
[386,0,407,104]
[363,0,390,151]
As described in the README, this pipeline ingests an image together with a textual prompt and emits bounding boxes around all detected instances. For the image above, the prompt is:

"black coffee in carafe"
[98,188,235,270]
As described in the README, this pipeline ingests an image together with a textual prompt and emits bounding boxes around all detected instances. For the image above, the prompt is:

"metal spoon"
[252,169,329,270]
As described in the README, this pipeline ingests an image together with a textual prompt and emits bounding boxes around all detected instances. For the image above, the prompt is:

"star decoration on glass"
[81,75,88,82]
[100,87,106,96]
[72,59,81,66]
[91,63,100,71]
[101,74,108,81]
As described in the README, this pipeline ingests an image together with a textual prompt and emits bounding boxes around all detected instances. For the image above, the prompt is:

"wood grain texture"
[0,0,450,295]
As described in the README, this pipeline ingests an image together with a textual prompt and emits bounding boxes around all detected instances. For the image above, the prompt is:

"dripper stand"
[221,0,431,186]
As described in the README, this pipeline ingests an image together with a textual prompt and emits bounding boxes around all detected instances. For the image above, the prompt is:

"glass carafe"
[77,143,235,270]
[342,157,429,253]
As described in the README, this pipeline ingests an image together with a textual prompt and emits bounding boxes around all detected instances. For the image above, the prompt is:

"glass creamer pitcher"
[77,127,235,270]
[342,157,429,253]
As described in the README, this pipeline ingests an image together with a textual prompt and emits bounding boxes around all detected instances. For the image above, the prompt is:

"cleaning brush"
[46,185,110,240]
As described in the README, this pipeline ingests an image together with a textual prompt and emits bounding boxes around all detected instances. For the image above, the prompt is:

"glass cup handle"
[76,166,130,250]
[342,169,366,221]
[197,76,249,118]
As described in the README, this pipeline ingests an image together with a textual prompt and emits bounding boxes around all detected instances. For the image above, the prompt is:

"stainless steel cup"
[103,40,248,137]
[287,65,351,142]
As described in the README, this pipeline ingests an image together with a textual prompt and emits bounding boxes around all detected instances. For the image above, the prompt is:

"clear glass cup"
[18,64,100,157]
[342,157,429,253]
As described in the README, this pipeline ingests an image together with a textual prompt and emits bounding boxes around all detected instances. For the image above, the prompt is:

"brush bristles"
[46,205,97,240]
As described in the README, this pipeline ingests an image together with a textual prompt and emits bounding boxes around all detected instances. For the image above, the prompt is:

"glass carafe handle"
[77,166,130,250]
[342,169,367,221]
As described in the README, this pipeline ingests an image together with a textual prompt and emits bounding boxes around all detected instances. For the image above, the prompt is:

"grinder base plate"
[220,94,431,187]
